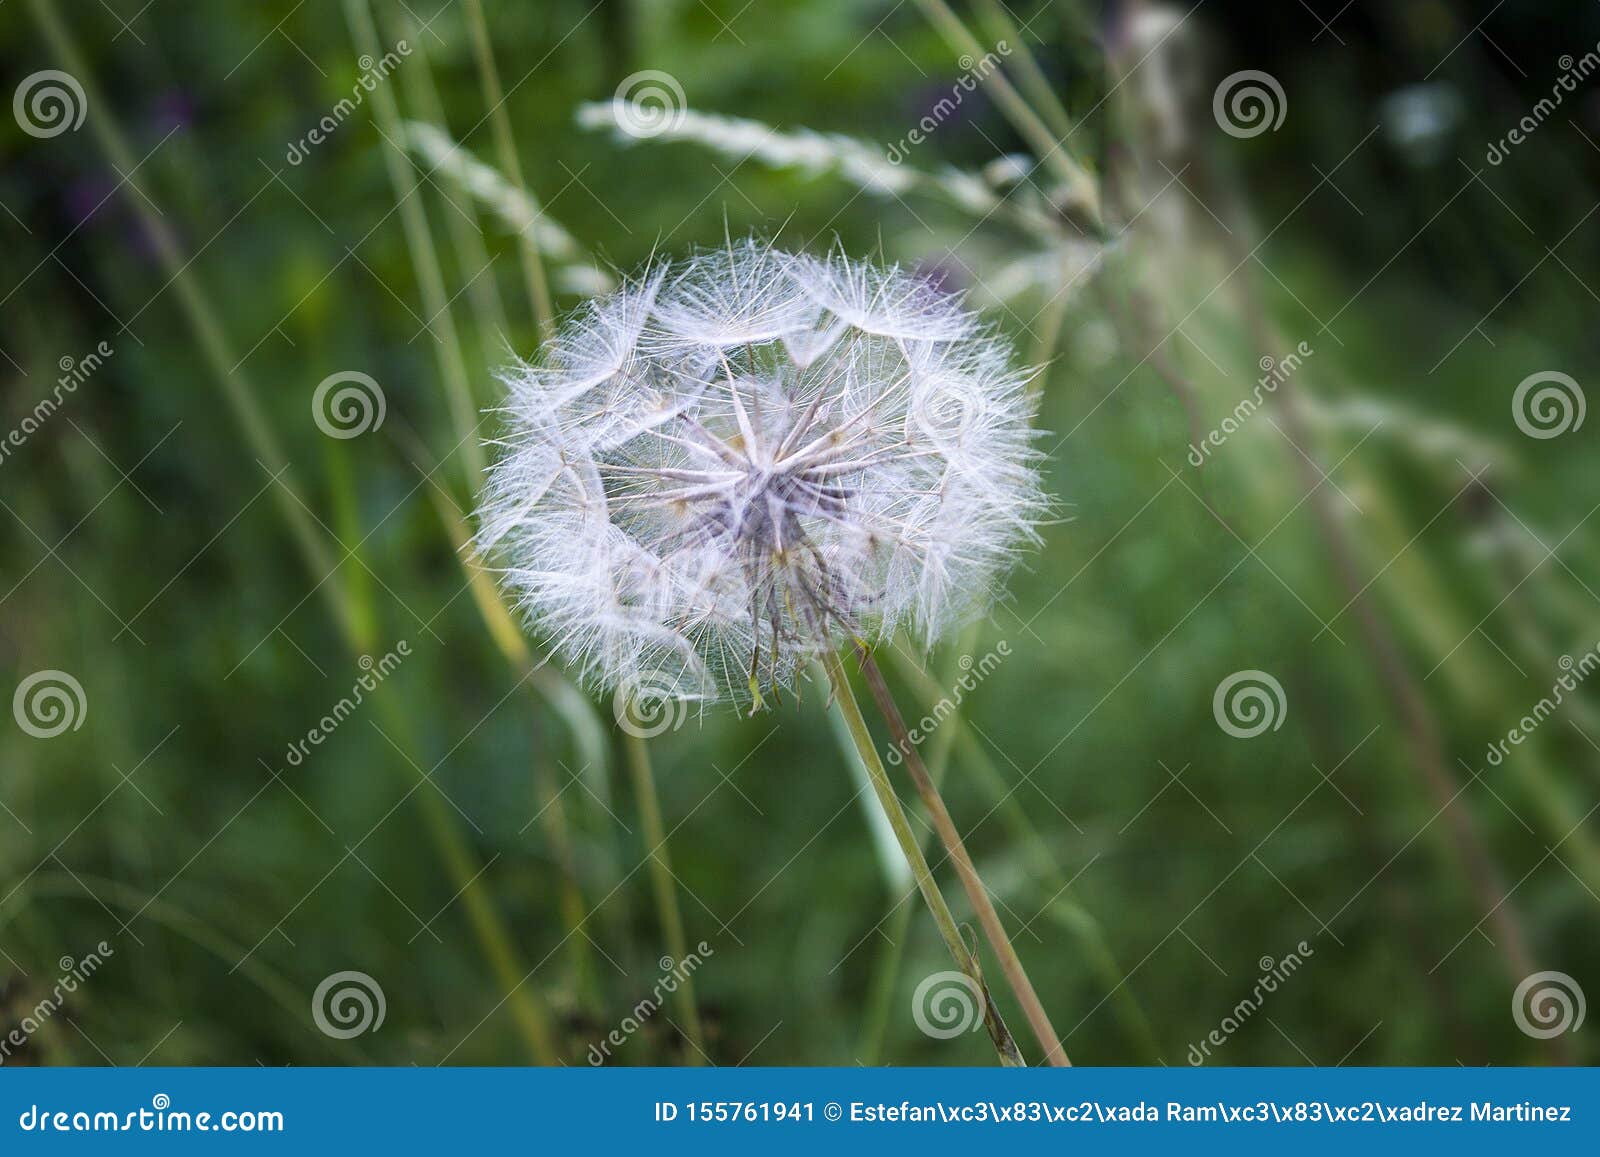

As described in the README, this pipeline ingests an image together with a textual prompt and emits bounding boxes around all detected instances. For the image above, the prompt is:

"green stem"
[886,645,1160,1061]
[28,0,557,1064]
[852,633,964,1064]
[463,0,556,344]
[855,646,1069,1065]
[622,732,707,1064]
[972,0,1077,144]
[912,0,1100,228]
[396,8,514,357]
[344,0,484,486]
[821,650,1025,1066]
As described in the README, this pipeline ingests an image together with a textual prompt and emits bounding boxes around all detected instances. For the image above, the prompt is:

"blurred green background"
[1,0,1597,1066]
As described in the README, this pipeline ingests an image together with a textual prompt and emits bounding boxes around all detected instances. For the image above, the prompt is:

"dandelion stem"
[854,645,1070,1066]
[886,644,1161,1062]
[849,633,963,1064]
[622,732,707,1064]
[821,650,1025,1066]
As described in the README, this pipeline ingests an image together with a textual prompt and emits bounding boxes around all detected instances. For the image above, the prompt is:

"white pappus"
[476,241,1047,710]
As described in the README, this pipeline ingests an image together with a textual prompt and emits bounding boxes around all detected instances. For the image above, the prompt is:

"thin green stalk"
[344,0,484,485]
[855,646,1068,1065]
[886,645,1160,1062]
[972,0,1077,143]
[622,732,706,1064]
[857,902,915,1065]
[395,8,513,355]
[29,0,557,1063]
[821,650,1025,1066]
[15,873,374,1063]
[27,0,357,643]
[533,751,604,1013]
[463,0,556,344]
[912,0,1100,228]
[852,633,964,1064]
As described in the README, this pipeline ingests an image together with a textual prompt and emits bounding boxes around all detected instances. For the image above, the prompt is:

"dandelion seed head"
[478,242,1047,707]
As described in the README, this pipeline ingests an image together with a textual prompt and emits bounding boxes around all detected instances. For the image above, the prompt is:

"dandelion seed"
[477,241,1047,707]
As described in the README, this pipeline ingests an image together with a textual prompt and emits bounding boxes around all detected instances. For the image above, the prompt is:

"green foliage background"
[1,0,1596,1066]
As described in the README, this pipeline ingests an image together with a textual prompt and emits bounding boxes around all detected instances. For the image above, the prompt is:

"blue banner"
[1,1067,1593,1152]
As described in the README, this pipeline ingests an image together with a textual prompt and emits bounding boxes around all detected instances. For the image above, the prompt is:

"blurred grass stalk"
[28,0,560,1063]
[912,0,1101,230]
[394,12,513,362]
[622,734,706,1063]
[349,0,612,1023]
[461,0,555,344]
[361,0,706,1060]
[821,649,1026,1066]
